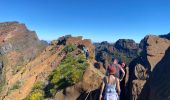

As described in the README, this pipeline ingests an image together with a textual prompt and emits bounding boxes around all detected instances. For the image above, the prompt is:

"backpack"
[86,51,89,57]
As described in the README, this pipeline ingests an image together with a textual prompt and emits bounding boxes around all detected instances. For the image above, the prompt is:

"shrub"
[32,81,45,91]
[62,44,76,53]
[25,81,45,100]
[0,79,5,93]
[25,90,44,100]
[48,53,88,96]
[12,66,23,75]
[10,81,22,90]
[49,89,56,96]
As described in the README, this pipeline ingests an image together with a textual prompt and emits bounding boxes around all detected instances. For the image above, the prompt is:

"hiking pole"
[85,90,91,100]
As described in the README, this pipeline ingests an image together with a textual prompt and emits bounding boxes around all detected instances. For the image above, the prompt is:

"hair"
[112,58,118,62]
[109,73,115,75]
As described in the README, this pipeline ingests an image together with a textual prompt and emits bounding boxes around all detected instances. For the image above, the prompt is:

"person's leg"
[120,80,125,100]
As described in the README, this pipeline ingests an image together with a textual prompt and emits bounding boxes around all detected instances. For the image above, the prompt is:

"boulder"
[129,35,170,100]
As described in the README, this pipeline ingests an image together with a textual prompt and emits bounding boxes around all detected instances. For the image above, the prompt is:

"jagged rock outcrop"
[160,33,170,40]
[2,21,170,100]
[129,35,170,100]
[115,39,140,54]
[95,39,141,70]
[0,23,103,100]
[0,22,47,99]
[55,65,103,100]
[53,36,103,100]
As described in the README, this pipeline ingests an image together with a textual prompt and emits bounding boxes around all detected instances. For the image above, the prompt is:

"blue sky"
[0,0,170,43]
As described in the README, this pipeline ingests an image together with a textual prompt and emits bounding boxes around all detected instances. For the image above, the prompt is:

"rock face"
[0,22,47,99]
[129,35,170,100]
[115,39,140,54]
[1,21,170,100]
[0,23,103,100]
[160,33,170,40]
[95,39,141,69]
[55,65,103,100]
[53,36,103,100]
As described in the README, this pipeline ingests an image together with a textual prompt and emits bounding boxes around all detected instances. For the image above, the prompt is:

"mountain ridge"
[0,21,169,100]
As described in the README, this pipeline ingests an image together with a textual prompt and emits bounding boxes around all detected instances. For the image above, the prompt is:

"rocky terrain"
[160,33,170,40]
[0,22,47,99]
[94,39,141,69]
[129,35,170,100]
[0,22,104,100]
[0,21,169,100]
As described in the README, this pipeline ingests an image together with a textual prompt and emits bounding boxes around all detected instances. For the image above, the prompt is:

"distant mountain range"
[0,21,169,100]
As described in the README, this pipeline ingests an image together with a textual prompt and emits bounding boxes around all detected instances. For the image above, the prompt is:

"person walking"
[106,58,125,81]
[86,50,90,60]
[100,65,120,100]
[83,46,89,60]
[119,62,129,100]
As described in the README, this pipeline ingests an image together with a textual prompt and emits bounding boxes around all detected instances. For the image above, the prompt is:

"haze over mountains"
[0,21,169,100]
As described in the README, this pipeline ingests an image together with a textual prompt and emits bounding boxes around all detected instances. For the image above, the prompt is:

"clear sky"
[0,0,170,43]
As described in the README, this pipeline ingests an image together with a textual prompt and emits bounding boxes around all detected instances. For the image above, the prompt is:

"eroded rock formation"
[0,21,170,100]
[129,35,170,100]
[0,22,47,99]
[95,39,141,69]
[0,22,104,100]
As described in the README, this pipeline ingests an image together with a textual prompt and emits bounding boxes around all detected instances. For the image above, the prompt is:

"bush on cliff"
[48,53,88,96]
[10,80,22,90]
[62,44,76,53]
[25,81,45,100]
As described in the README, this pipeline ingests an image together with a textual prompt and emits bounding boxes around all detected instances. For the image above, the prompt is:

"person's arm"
[105,65,110,76]
[118,65,125,81]
[125,67,129,86]
[116,78,121,96]
[99,78,105,100]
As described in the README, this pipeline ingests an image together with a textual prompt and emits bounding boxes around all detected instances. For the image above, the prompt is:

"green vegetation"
[62,44,76,53]
[32,81,45,91]
[10,80,22,90]
[25,44,88,98]
[0,79,5,93]
[49,46,58,54]
[25,81,45,100]
[48,53,88,96]
[119,54,132,65]
[113,51,133,65]
[12,65,23,75]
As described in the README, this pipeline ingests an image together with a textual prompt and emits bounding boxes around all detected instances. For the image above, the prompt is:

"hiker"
[83,46,87,54]
[83,46,89,60]
[86,50,90,60]
[106,58,125,81]
[119,62,129,100]
[100,65,120,100]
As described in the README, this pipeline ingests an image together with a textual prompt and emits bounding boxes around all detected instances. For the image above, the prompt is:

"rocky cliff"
[0,22,104,100]
[160,33,170,40]
[95,39,141,70]
[0,21,170,100]
[129,35,170,100]
[0,22,47,99]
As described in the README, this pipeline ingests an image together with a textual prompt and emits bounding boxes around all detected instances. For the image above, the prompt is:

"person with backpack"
[83,46,87,54]
[82,46,89,60]
[100,65,120,100]
[86,50,90,60]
